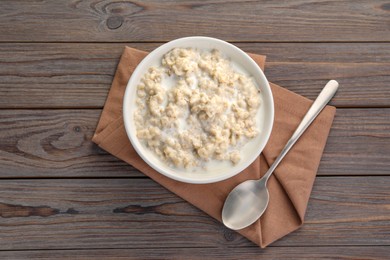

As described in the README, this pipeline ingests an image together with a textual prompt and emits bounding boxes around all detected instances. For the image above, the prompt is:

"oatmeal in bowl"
[123,37,274,184]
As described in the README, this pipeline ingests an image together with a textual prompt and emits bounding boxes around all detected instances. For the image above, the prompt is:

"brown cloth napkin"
[92,47,336,248]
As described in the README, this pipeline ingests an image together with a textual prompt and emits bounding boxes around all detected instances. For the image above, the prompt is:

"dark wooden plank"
[0,43,389,108]
[0,0,389,42]
[320,108,390,176]
[0,108,388,178]
[1,246,389,260]
[0,177,389,250]
[0,109,141,178]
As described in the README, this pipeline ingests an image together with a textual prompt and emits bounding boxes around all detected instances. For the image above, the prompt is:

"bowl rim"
[123,36,274,184]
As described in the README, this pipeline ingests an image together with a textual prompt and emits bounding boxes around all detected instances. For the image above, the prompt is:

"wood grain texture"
[322,108,390,175]
[0,0,389,42]
[0,177,389,250]
[0,109,140,178]
[1,247,389,260]
[0,43,389,108]
[0,109,389,178]
[1,0,389,256]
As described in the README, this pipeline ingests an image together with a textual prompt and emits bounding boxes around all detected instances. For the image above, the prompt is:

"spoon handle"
[263,80,339,182]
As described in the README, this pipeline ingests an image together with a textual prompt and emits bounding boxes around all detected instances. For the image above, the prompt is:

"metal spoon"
[222,80,339,230]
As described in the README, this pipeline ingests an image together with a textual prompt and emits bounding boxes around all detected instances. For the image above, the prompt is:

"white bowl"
[123,36,274,184]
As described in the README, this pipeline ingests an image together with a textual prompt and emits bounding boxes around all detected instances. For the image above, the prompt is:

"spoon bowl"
[222,178,269,230]
[222,80,339,230]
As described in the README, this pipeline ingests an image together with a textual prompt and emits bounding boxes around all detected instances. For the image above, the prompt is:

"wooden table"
[0,1,389,259]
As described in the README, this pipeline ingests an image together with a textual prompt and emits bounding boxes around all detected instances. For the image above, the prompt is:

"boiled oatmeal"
[134,48,261,169]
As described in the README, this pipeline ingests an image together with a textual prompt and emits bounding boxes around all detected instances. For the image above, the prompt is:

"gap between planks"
[0,175,389,180]
[0,41,390,44]
[0,245,388,252]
